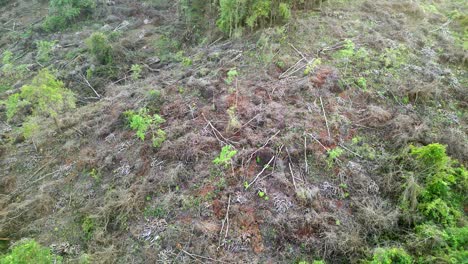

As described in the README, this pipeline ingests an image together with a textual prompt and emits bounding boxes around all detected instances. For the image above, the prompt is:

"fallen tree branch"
[246,156,275,189]
[320,96,331,139]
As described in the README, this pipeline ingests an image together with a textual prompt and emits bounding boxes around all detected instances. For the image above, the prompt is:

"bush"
[213,145,237,168]
[43,0,96,32]
[216,0,300,36]
[181,0,317,37]
[410,143,449,172]
[36,40,57,63]
[0,239,62,264]
[5,69,76,130]
[1,50,28,89]
[368,247,413,264]
[410,224,468,263]
[85,32,113,65]
[395,144,467,226]
[124,108,166,148]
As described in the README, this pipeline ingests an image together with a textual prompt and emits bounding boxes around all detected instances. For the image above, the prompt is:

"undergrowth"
[4,69,76,133]
[213,145,237,168]
[43,0,96,32]
[0,239,62,264]
[124,108,166,148]
[374,143,467,263]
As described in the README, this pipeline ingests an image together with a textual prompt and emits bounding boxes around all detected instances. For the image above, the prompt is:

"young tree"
[5,69,76,131]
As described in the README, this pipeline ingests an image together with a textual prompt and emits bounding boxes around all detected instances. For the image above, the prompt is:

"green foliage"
[36,40,57,63]
[43,0,96,32]
[0,239,62,264]
[279,3,291,20]
[124,108,166,148]
[85,32,113,65]
[258,190,269,201]
[89,168,101,182]
[405,144,467,226]
[356,77,367,90]
[304,58,321,76]
[213,145,237,168]
[411,224,468,263]
[334,39,356,59]
[326,147,344,168]
[410,143,449,172]
[225,68,238,84]
[386,143,468,263]
[174,51,193,66]
[81,216,95,240]
[154,35,180,63]
[152,129,167,148]
[143,206,167,218]
[1,50,28,90]
[130,64,142,80]
[22,119,40,140]
[5,69,76,129]
[421,198,460,226]
[217,0,303,36]
[2,50,13,65]
[379,45,408,69]
[368,247,413,264]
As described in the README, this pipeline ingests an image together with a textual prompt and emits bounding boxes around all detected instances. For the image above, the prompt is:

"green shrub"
[377,143,468,263]
[421,198,460,226]
[5,69,76,130]
[153,35,181,63]
[405,144,467,226]
[43,0,96,32]
[213,145,237,168]
[411,224,468,263]
[225,68,238,85]
[85,32,113,65]
[124,108,166,148]
[0,239,62,264]
[81,216,95,240]
[1,50,28,89]
[326,147,344,168]
[36,40,57,63]
[130,64,142,80]
[216,0,305,37]
[368,247,413,264]
[410,143,449,172]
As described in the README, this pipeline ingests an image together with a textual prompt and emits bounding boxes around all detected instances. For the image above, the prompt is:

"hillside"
[0,0,467,263]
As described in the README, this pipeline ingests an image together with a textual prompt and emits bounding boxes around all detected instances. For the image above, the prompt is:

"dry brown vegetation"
[0,0,466,263]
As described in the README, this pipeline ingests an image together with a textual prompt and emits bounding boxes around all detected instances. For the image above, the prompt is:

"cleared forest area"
[0,0,466,263]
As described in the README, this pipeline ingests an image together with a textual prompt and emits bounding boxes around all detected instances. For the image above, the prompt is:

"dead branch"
[308,133,329,151]
[248,130,281,163]
[320,96,331,139]
[201,113,238,145]
[179,248,227,263]
[79,73,101,98]
[246,156,275,189]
